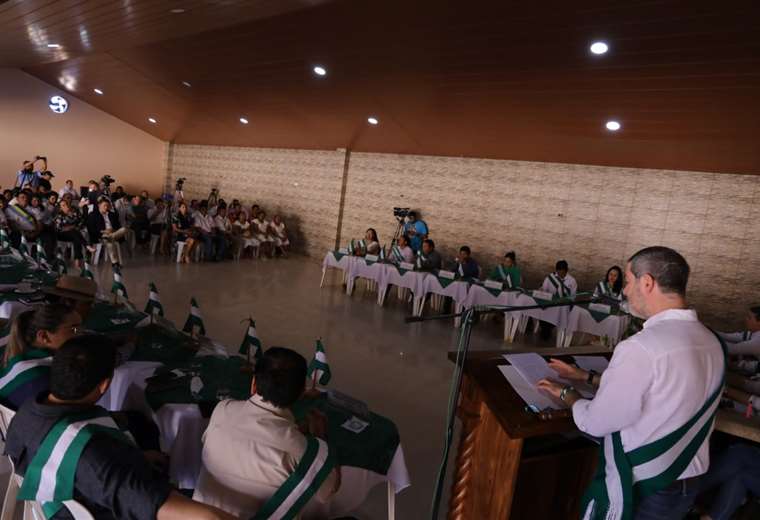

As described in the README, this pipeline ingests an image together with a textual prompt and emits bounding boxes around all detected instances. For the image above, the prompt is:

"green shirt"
[487,265,522,287]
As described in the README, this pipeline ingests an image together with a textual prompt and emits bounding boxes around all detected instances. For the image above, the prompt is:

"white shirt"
[718,330,760,357]
[6,204,36,231]
[572,308,724,479]
[148,206,167,225]
[58,185,79,200]
[214,215,231,233]
[541,272,578,296]
[195,213,215,233]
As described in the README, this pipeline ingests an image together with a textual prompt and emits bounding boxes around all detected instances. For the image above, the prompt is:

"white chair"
[93,240,123,266]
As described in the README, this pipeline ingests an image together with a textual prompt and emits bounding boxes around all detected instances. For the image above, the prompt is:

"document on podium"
[498,365,565,410]
[503,353,594,399]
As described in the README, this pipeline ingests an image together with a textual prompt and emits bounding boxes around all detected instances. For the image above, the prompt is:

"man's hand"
[547,358,587,381]
[537,379,563,399]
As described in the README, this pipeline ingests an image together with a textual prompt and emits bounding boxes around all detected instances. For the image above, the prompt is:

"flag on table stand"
[80,253,94,280]
[238,317,263,364]
[144,283,164,317]
[379,245,386,262]
[111,266,128,299]
[182,297,206,337]
[0,228,9,250]
[19,235,30,257]
[55,251,67,275]
[35,239,50,269]
[307,339,331,388]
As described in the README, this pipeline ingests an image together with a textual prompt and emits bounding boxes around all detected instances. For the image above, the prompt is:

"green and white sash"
[19,235,31,257]
[548,273,570,298]
[742,331,753,342]
[0,349,52,400]
[596,281,621,300]
[18,409,134,518]
[10,204,35,227]
[496,265,513,288]
[581,335,726,520]
[252,436,336,520]
[356,240,366,255]
[379,246,386,262]
[391,246,403,263]
[36,240,50,269]
[457,263,465,278]
[416,251,426,269]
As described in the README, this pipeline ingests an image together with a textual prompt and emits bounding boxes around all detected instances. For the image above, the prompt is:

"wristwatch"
[586,369,597,386]
[560,385,576,402]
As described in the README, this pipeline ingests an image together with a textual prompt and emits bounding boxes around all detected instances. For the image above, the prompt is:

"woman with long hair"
[172,201,197,263]
[0,303,81,409]
[270,215,291,257]
[594,265,624,301]
[54,198,87,268]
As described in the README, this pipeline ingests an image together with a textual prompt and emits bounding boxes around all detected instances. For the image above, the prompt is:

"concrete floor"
[80,253,556,519]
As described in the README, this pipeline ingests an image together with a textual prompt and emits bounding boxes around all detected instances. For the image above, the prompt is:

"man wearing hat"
[43,275,98,321]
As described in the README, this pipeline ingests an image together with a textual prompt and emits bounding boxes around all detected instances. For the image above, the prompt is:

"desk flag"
[0,228,9,250]
[239,318,263,363]
[19,235,30,257]
[307,339,331,386]
[55,251,67,275]
[80,253,94,280]
[111,266,128,299]
[144,282,164,316]
[183,297,206,336]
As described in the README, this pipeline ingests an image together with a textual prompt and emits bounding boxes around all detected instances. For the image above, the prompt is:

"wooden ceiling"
[4,0,760,174]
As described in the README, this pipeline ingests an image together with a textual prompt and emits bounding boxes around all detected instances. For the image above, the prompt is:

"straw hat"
[42,275,97,301]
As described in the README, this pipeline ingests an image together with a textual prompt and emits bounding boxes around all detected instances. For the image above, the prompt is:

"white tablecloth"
[380,266,429,299]
[346,258,386,294]
[566,306,630,346]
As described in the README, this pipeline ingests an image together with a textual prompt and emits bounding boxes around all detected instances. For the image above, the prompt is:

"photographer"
[15,156,46,188]
[403,211,428,252]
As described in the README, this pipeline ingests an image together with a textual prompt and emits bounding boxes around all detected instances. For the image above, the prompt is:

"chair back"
[0,403,15,439]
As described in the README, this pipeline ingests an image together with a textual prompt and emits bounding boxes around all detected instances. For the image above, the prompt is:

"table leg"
[346,277,354,295]
[509,315,522,342]
[378,287,387,306]
[320,268,327,288]
[387,481,396,520]
[503,314,513,343]
[454,302,462,328]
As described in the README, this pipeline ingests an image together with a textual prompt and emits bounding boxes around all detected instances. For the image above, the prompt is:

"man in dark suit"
[86,198,127,267]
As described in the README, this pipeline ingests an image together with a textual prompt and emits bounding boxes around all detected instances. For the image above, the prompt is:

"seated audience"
[5,336,235,520]
[148,198,170,254]
[232,212,258,258]
[390,235,415,264]
[403,211,428,252]
[194,203,224,262]
[58,179,79,200]
[194,347,340,517]
[354,228,380,256]
[54,198,87,267]
[454,246,479,279]
[253,211,274,258]
[111,185,126,202]
[86,198,127,267]
[488,251,522,288]
[718,305,760,357]
[211,207,230,261]
[6,190,54,254]
[172,202,197,263]
[130,195,151,247]
[270,215,290,257]
[416,239,442,271]
[594,265,624,301]
[541,259,577,297]
[0,303,81,409]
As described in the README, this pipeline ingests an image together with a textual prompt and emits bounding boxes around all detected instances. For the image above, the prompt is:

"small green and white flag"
[0,228,9,250]
[356,239,366,254]
[379,245,386,262]
[307,339,331,386]
[391,245,403,263]
[19,235,30,256]
[36,239,50,268]
[144,282,164,317]
[80,254,94,281]
[239,317,263,363]
[111,266,128,299]
[348,239,355,255]
[183,297,206,336]
[55,251,67,275]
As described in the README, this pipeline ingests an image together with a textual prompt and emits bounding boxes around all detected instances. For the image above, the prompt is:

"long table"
[322,252,631,347]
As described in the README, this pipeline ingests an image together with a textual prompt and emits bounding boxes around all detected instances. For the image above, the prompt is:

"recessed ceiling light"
[170,8,186,14]
[239,117,249,124]
[590,41,609,55]
[93,88,103,95]
[605,120,621,131]
[47,43,61,49]
[367,117,379,125]
[181,81,192,88]
[148,117,157,124]
[313,66,327,76]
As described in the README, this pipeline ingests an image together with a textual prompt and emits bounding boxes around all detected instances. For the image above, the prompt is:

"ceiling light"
[148,117,157,124]
[313,66,327,76]
[367,117,379,125]
[239,117,249,124]
[93,88,103,95]
[605,120,621,131]
[47,43,61,49]
[590,41,609,55]
[181,81,192,87]
[170,8,186,14]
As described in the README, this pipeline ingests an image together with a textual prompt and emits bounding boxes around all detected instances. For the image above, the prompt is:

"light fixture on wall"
[367,116,379,125]
[93,88,103,95]
[590,41,609,55]
[605,120,621,131]
[239,117,249,124]
[46,43,61,49]
[148,117,158,124]
[170,8,186,14]
[182,81,192,87]
[48,96,69,114]
[313,65,327,76]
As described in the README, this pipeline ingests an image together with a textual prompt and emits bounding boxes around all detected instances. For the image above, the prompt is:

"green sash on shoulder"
[581,332,726,520]
[548,273,570,298]
[252,436,336,520]
[0,349,52,400]
[18,409,134,518]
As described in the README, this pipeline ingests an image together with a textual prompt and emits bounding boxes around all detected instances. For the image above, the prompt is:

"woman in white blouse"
[719,305,760,358]
[270,215,290,257]
[353,228,380,256]
[252,210,273,258]
[232,212,259,259]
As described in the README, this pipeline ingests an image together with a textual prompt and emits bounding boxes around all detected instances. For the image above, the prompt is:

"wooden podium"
[447,349,608,520]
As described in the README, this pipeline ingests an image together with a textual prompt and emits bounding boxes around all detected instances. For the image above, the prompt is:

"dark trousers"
[634,476,700,520]
[699,443,760,520]
[56,230,86,260]
[131,221,150,244]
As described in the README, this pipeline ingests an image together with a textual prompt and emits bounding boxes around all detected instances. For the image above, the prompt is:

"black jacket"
[86,210,122,244]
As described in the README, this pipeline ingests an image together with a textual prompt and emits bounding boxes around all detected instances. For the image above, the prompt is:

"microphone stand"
[423,297,592,520]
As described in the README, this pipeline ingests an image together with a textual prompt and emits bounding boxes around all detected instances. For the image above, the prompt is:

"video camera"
[393,207,410,220]
[176,177,186,190]
[101,174,115,187]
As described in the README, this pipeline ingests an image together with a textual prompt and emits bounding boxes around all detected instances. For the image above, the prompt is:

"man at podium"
[539,246,724,520]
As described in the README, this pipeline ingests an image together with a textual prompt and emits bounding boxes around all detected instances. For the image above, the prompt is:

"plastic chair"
[93,241,123,266]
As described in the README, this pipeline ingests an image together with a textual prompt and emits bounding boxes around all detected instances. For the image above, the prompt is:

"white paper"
[498,365,565,410]
[365,254,379,262]
[438,270,456,280]
[588,303,612,315]
[504,353,594,399]
[573,356,610,374]
[484,279,503,290]
[399,261,415,271]
[532,290,554,301]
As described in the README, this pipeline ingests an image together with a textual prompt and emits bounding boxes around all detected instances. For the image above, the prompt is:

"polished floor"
[56,253,560,518]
